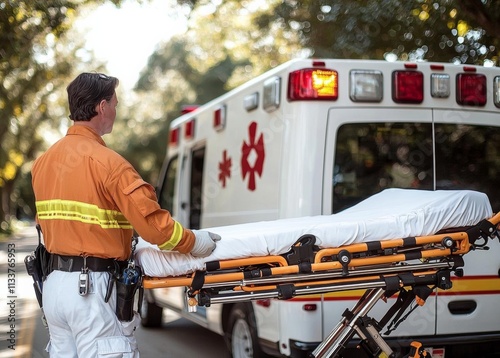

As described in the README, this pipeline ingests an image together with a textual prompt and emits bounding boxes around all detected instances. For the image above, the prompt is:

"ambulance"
[141,59,500,357]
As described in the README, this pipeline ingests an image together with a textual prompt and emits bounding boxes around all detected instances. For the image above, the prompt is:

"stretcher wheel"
[140,290,163,328]
[226,303,268,358]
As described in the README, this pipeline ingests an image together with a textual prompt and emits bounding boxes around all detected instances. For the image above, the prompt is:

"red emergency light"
[169,127,179,146]
[213,105,226,132]
[288,68,338,101]
[392,70,424,103]
[181,105,199,115]
[456,73,487,106]
[184,119,195,139]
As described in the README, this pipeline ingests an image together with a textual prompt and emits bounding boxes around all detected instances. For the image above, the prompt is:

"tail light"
[456,73,487,106]
[288,68,338,101]
[392,70,424,103]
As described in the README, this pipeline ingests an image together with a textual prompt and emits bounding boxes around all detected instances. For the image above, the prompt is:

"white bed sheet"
[136,189,493,277]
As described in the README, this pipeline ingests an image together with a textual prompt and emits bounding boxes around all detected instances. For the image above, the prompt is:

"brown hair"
[67,73,119,121]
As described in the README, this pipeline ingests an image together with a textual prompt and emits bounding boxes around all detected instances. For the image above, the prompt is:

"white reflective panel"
[244,92,259,111]
[494,76,500,108]
[431,73,450,98]
[263,76,281,112]
[349,70,383,102]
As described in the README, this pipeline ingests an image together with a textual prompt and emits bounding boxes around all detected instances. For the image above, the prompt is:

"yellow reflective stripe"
[35,199,132,229]
[158,220,183,251]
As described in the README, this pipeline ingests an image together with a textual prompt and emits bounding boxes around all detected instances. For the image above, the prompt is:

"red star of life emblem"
[241,122,265,191]
[218,150,232,188]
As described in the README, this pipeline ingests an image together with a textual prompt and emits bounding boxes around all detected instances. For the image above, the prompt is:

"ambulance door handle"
[181,202,188,210]
[447,300,477,315]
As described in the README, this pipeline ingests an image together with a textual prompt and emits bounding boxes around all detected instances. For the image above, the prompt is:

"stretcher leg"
[310,287,390,358]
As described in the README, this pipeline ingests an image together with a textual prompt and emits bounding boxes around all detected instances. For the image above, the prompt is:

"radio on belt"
[79,256,89,296]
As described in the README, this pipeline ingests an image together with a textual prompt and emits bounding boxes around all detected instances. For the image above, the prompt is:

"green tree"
[131,36,251,182]
[130,0,499,195]
[254,0,500,64]
[0,0,122,234]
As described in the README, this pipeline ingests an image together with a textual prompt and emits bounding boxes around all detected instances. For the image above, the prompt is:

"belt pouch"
[115,280,139,322]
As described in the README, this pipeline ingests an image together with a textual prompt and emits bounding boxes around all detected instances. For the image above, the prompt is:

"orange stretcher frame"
[143,212,500,293]
[142,212,499,357]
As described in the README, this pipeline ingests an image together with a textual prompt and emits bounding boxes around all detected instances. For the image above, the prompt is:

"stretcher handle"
[489,211,500,226]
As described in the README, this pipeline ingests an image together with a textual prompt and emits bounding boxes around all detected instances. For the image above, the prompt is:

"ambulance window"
[158,156,178,214]
[435,124,500,212]
[190,147,205,230]
[332,123,434,213]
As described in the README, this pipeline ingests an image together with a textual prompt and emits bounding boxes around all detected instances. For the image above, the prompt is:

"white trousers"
[43,270,140,357]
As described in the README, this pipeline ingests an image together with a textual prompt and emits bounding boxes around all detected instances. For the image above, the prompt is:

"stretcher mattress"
[136,189,493,277]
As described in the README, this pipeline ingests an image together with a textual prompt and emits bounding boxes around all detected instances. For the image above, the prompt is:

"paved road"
[0,224,229,358]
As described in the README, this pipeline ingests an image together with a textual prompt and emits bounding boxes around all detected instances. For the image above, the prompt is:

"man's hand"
[191,230,221,257]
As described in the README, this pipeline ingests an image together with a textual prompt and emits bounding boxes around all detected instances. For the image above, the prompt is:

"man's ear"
[96,99,106,114]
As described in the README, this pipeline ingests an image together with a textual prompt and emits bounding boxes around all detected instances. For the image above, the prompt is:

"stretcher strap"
[402,237,417,247]
[277,284,296,299]
[466,218,498,247]
[284,234,317,266]
[381,288,416,335]
[205,261,220,271]
[191,270,206,292]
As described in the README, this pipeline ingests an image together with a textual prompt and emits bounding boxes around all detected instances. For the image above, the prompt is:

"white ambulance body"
[143,59,500,357]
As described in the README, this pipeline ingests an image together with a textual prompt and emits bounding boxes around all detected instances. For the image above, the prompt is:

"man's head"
[67,73,119,135]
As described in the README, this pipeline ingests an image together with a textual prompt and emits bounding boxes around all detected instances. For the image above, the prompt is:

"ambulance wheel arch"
[140,290,163,328]
[224,303,269,358]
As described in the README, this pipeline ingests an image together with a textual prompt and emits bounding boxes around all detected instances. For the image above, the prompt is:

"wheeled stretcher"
[137,189,500,358]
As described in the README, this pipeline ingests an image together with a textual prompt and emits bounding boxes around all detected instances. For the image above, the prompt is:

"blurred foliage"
[0,0,121,233]
[2,0,500,235]
[133,0,499,194]
[255,0,500,63]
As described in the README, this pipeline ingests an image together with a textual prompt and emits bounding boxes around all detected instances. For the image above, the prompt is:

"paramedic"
[31,72,220,357]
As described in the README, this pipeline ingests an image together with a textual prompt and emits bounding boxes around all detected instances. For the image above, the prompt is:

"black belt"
[49,254,127,273]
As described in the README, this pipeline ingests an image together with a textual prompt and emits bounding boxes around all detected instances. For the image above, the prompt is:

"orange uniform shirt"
[32,125,195,261]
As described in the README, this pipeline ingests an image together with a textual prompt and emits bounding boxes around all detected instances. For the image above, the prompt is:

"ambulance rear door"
[433,109,500,336]
[322,107,437,338]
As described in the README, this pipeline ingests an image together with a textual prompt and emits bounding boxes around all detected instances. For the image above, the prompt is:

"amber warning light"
[288,68,338,101]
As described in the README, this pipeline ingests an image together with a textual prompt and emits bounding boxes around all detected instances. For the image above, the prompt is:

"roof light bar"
[312,61,326,67]
[288,68,338,101]
[430,64,445,71]
[349,70,383,102]
[181,105,198,115]
[462,66,477,72]
[431,73,450,98]
[456,73,486,106]
[404,63,418,69]
[392,70,424,104]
